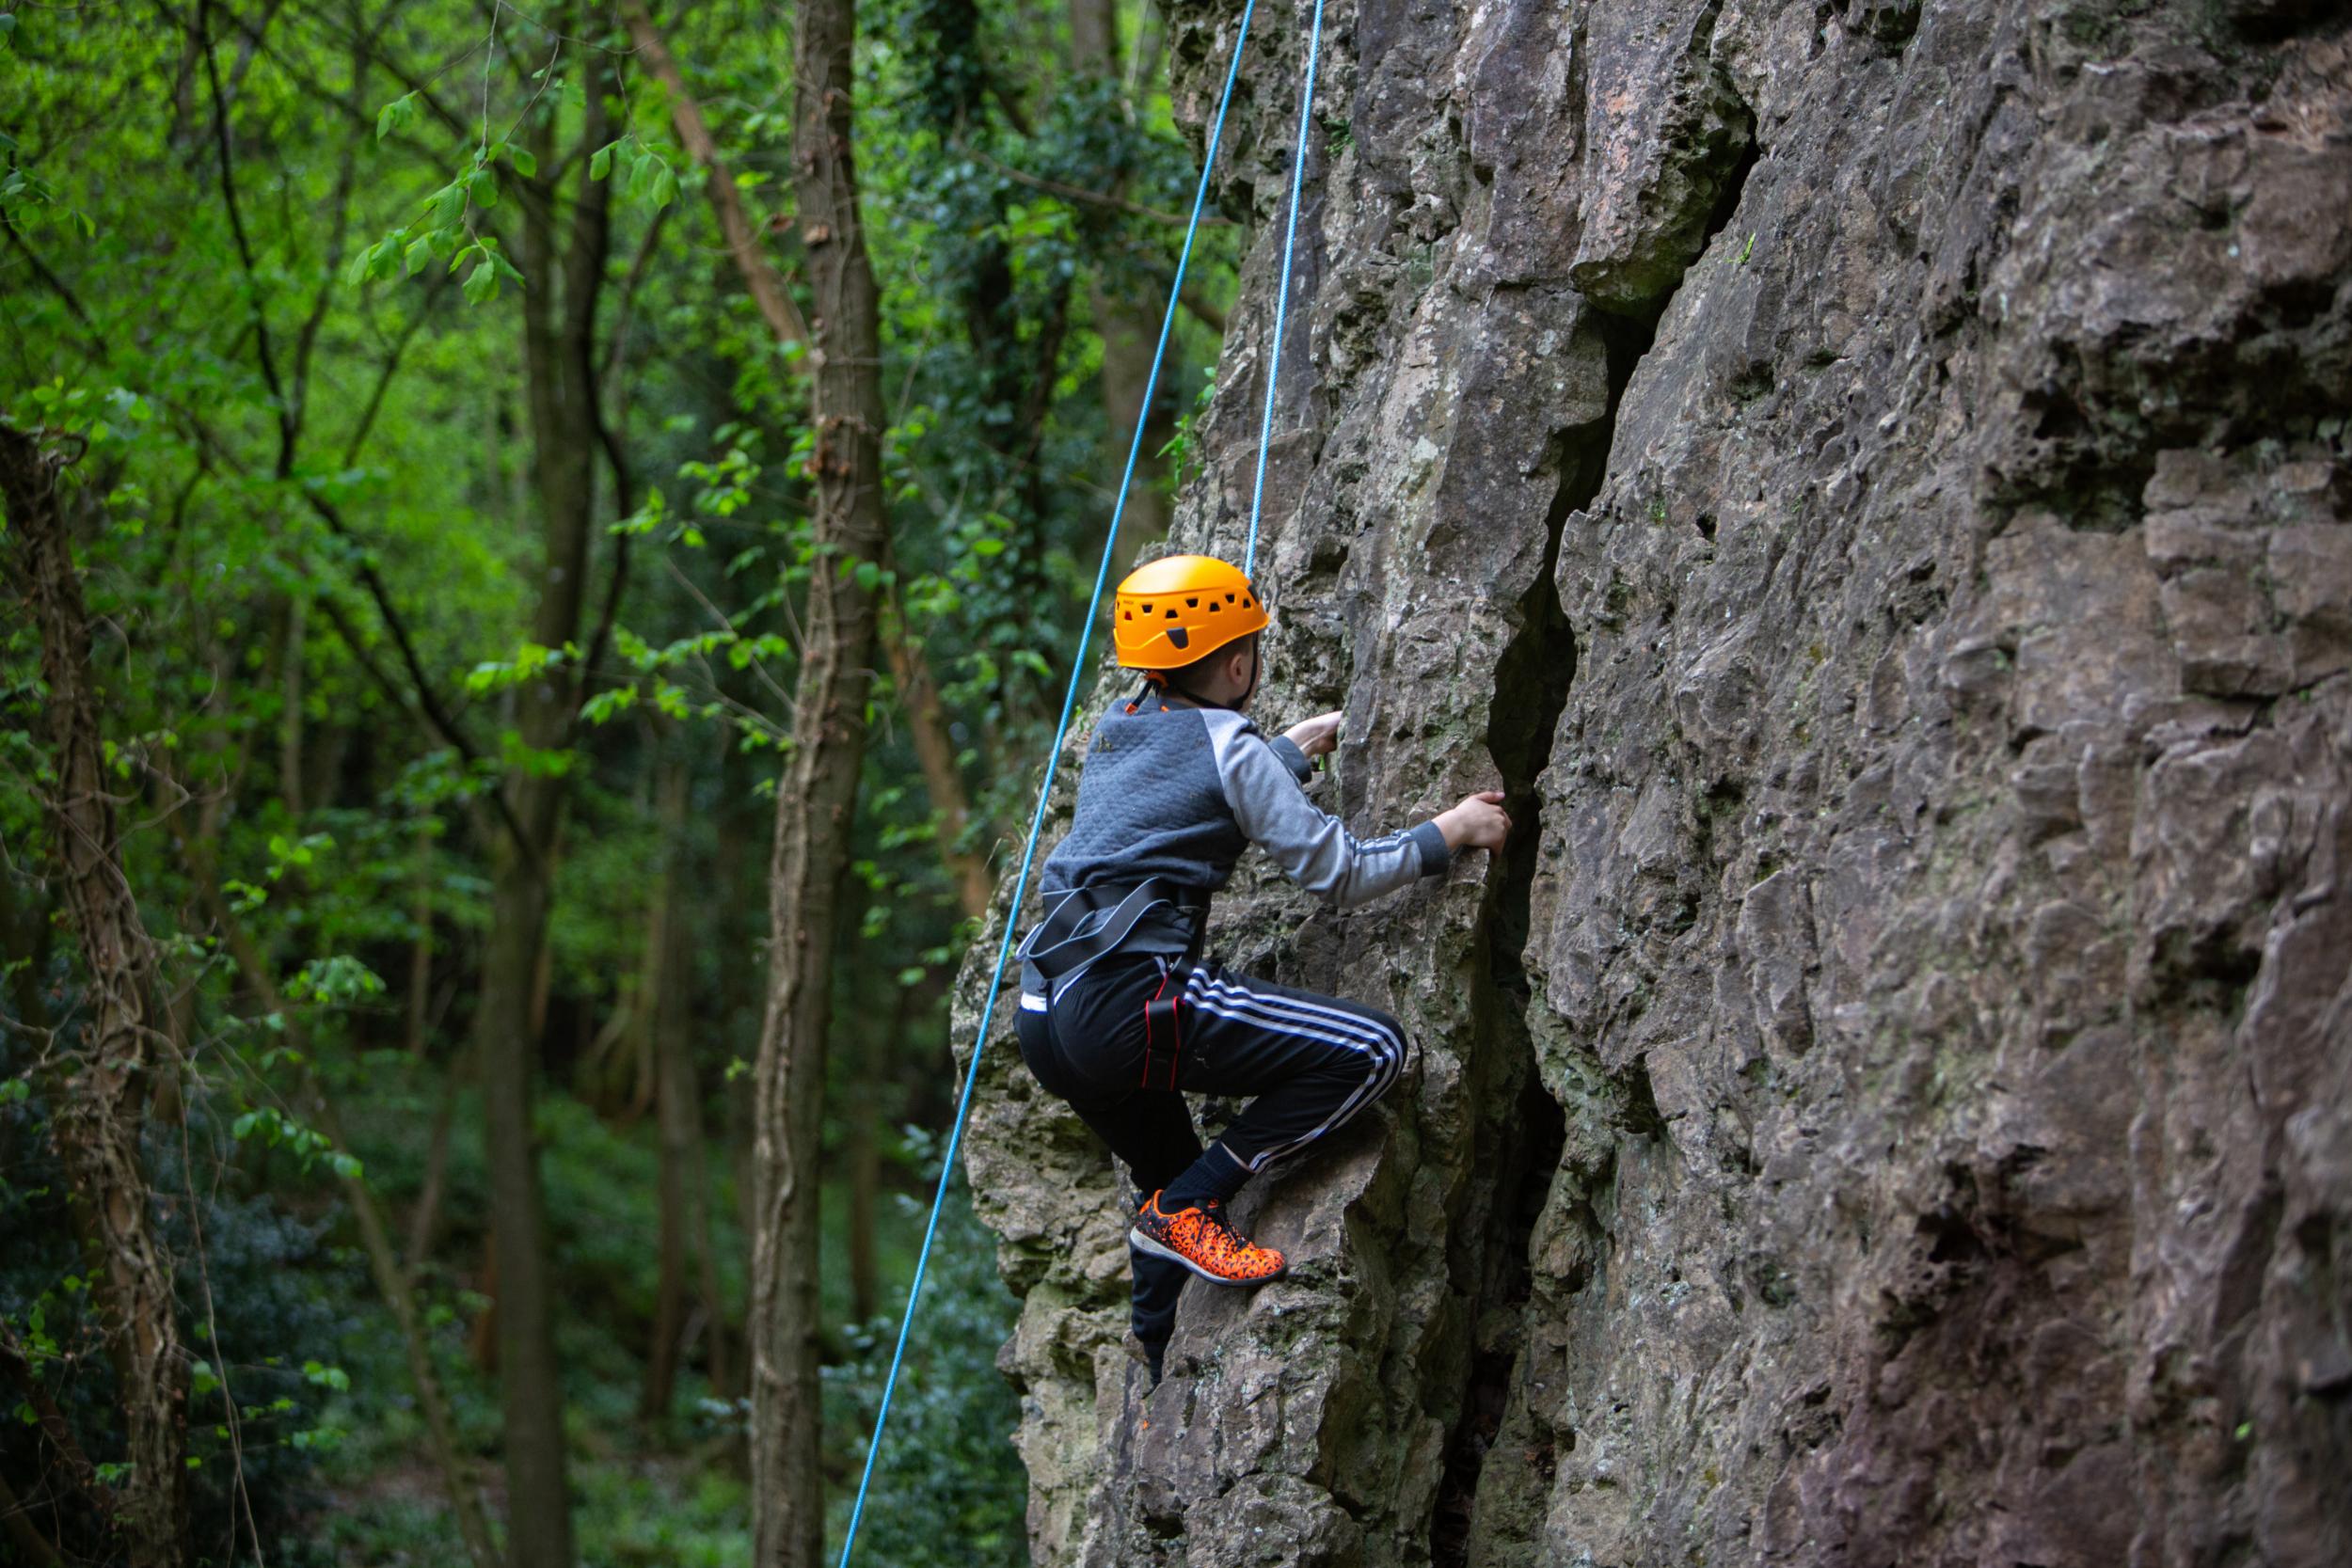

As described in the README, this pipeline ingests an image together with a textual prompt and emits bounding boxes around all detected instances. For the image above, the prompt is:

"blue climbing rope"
[1243,0,1328,579]
[833,4,1268,1561]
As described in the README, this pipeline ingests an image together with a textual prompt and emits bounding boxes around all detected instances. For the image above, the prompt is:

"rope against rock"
[831,0,1339,1556]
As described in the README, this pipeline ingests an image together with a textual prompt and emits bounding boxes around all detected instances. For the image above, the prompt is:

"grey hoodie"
[1037,685,1450,928]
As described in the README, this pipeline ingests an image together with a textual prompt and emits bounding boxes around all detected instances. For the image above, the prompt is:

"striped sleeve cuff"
[1409,819,1452,878]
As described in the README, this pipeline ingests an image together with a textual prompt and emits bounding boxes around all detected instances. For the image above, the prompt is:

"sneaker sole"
[1129,1226,1288,1286]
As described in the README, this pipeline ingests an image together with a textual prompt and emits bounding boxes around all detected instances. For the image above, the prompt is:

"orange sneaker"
[1130,1192,1287,1285]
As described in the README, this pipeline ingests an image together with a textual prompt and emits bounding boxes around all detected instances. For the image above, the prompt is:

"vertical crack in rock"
[1448,104,1762,1560]
[1430,441,1585,1568]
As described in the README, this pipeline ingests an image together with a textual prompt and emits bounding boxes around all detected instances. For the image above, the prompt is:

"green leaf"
[580,687,638,724]
[508,145,537,177]
[374,91,418,141]
[649,164,678,209]
[463,259,498,306]
[468,166,499,209]
[589,140,616,182]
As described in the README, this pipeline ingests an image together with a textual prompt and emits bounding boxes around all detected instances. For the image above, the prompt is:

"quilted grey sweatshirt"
[1039,688,1452,914]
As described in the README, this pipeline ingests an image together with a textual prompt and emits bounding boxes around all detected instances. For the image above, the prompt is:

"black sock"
[1157,1143,1248,1212]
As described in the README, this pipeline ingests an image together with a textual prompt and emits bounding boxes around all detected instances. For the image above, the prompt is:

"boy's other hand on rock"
[1283,711,1343,758]
[1436,791,1512,853]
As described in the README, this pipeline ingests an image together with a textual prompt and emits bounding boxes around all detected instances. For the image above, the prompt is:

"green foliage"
[1,1017,355,1565]
[824,1191,1026,1566]
[2,0,1228,1557]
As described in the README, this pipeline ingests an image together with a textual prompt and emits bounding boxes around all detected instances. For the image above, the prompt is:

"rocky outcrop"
[958,0,2352,1562]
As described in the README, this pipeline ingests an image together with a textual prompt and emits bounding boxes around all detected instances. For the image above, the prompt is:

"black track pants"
[1013,953,1407,1349]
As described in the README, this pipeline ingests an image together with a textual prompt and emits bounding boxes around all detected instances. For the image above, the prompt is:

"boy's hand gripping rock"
[1436,790,1512,853]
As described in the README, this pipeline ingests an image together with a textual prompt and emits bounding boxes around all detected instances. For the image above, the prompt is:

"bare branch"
[618,0,810,346]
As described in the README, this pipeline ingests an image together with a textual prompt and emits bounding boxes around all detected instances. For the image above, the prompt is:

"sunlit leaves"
[6,380,151,449]
[374,90,420,141]
[464,640,567,694]
[229,1105,361,1180]
[588,134,676,209]
[343,145,525,305]
[286,955,386,1007]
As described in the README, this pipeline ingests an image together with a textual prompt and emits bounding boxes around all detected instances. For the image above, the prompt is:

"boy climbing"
[1013,553,1513,1383]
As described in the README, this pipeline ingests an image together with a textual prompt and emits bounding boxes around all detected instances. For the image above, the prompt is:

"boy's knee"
[1347,1006,1407,1101]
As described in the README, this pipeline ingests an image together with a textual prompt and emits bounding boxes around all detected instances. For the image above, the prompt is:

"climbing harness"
[1015,876,1208,1009]
[835,0,1327,1559]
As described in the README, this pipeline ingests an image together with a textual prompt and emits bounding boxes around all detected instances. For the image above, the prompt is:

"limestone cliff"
[957,0,2352,1561]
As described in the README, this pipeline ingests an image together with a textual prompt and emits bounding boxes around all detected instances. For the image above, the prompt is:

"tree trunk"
[644,752,694,1419]
[845,979,906,1327]
[0,423,189,1568]
[472,52,617,1568]
[881,578,993,919]
[279,589,307,816]
[748,0,891,1553]
[624,0,992,918]
[694,1147,733,1400]
[405,1067,460,1275]
[1070,0,1178,587]
[406,818,435,1055]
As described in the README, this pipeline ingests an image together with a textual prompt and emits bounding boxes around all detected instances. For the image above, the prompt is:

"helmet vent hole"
[1166,609,1178,618]
[1225,593,1236,603]
[1208,602,1220,612]
[1186,597,1199,608]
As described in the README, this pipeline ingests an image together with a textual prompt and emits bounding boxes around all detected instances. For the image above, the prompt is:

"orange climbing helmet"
[1113,554,1267,670]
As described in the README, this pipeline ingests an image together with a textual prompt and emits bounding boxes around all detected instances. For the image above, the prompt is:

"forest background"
[0,0,1229,1562]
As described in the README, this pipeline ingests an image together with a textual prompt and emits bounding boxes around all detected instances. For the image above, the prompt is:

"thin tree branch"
[200,0,297,468]
[0,1322,110,1531]
[1,215,100,341]
[972,148,1233,230]
[618,0,810,346]
[340,272,455,468]
[1179,280,1227,334]
[0,1470,66,1568]
[189,864,502,1568]
[599,200,671,383]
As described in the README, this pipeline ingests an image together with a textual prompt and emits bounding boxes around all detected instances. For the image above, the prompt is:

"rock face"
[957,0,2352,1562]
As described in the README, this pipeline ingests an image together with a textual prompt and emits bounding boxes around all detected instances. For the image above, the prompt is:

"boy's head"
[1155,632,1261,710]
[1113,554,1267,709]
